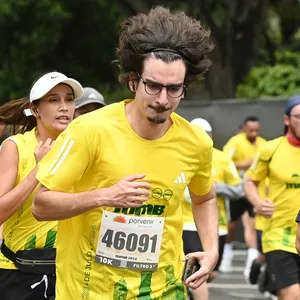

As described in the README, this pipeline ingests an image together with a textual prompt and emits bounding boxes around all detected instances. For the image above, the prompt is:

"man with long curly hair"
[33,6,218,299]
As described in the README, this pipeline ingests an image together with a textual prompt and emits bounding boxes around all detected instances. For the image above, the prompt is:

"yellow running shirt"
[223,133,266,174]
[36,100,213,300]
[253,178,269,231]
[0,128,57,269]
[183,148,240,235]
[246,136,300,254]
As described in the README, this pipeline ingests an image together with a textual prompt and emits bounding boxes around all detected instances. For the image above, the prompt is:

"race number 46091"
[101,229,158,253]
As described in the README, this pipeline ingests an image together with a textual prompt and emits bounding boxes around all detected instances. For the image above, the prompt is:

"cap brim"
[30,77,83,102]
[60,79,83,100]
[75,99,106,109]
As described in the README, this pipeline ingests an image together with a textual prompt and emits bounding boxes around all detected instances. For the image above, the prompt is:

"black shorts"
[265,250,300,290]
[0,269,55,300]
[182,230,226,271]
[229,197,254,222]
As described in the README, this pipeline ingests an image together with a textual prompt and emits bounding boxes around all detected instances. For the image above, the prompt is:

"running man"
[245,95,300,300]
[182,118,243,300]
[220,116,266,280]
[32,7,219,299]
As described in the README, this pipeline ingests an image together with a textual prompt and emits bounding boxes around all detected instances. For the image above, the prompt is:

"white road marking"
[208,283,257,289]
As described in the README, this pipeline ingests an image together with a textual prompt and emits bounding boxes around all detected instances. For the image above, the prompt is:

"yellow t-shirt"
[0,128,57,269]
[254,178,269,231]
[246,136,300,254]
[36,100,213,300]
[223,133,266,175]
[183,148,240,235]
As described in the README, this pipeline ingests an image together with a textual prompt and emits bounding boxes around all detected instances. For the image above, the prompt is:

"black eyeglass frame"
[137,73,186,98]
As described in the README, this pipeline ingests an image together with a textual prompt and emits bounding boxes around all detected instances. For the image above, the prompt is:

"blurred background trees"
[1,0,300,103]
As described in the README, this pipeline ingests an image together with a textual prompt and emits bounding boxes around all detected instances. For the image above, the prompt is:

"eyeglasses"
[290,114,300,119]
[138,74,186,98]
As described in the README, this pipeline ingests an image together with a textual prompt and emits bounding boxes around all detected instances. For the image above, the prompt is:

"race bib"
[96,211,165,271]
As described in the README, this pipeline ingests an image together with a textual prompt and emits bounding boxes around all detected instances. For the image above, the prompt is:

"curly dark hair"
[116,6,214,90]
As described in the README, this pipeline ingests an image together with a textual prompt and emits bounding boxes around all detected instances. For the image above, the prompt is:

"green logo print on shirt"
[24,230,57,250]
[112,265,186,300]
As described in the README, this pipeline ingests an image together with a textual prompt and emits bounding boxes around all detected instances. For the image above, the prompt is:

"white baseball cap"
[190,118,212,132]
[29,71,83,102]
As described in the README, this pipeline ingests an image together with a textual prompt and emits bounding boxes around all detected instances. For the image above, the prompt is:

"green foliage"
[0,0,125,104]
[236,50,300,99]
[1,0,300,102]
[0,0,70,101]
[101,83,133,104]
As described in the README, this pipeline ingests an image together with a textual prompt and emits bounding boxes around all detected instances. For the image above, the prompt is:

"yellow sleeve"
[245,151,269,182]
[188,145,213,196]
[245,137,284,182]
[224,158,241,186]
[36,118,92,193]
[223,137,236,159]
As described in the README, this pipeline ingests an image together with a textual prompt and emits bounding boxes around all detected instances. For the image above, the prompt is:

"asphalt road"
[208,250,277,300]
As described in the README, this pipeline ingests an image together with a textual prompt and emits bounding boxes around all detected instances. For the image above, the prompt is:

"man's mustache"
[149,105,170,112]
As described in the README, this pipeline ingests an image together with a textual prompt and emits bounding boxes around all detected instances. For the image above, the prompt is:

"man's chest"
[98,142,200,194]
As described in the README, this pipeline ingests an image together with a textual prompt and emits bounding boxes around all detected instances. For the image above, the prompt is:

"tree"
[117,0,300,100]
[236,0,300,99]
[236,49,300,98]
[0,0,128,104]
[0,0,70,101]
[1,0,299,104]
[116,0,269,99]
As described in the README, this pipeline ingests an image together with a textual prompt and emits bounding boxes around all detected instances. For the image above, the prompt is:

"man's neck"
[125,101,172,140]
[246,135,256,145]
[286,131,300,147]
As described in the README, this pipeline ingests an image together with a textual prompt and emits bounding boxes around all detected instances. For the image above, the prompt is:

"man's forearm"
[32,186,105,221]
[244,178,261,208]
[33,177,150,221]
[193,197,219,256]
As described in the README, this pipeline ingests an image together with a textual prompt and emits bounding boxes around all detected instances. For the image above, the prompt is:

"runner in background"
[220,116,266,281]
[74,87,106,118]
[246,176,276,297]
[248,178,269,285]
[0,71,83,300]
[182,118,243,300]
[245,95,300,300]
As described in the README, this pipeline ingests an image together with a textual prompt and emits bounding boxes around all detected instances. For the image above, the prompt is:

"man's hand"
[183,251,218,289]
[255,199,275,218]
[100,174,151,208]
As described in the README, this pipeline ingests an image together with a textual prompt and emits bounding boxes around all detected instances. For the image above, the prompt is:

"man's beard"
[290,124,300,141]
[147,105,170,124]
[147,115,167,124]
[247,136,256,143]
